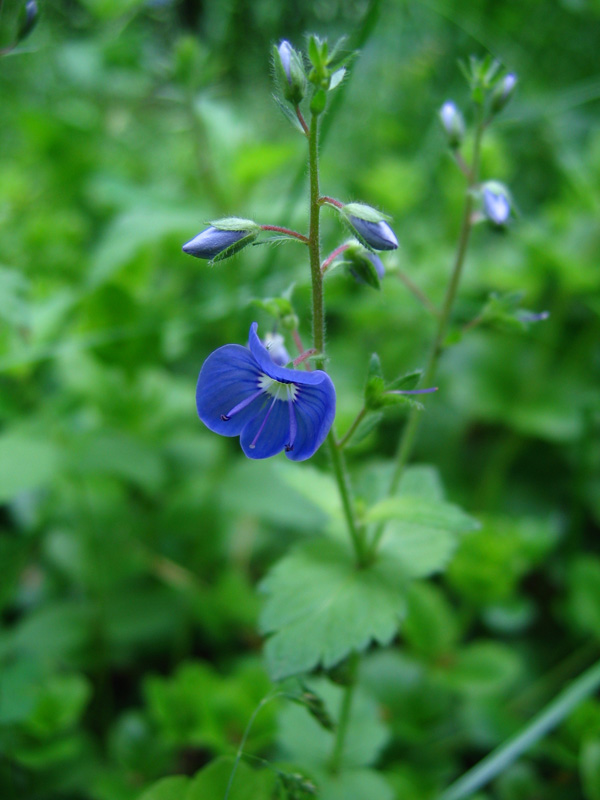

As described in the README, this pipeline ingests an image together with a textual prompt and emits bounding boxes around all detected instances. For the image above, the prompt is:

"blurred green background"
[1,0,599,798]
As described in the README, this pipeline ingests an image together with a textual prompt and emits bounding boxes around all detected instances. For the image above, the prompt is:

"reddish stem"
[293,348,317,367]
[292,330,312,371]
[321,243,350,274]
[296,106,310,136]
[260,225,309,244]
[319,195,344,209]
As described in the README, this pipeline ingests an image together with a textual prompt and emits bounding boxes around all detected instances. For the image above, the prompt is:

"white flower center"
[258,373,298,402]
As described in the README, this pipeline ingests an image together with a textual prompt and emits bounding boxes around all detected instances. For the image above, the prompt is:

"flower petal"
[196,344,265,436]
[285,376,336,461]
[247,323,331,387]
[239,396,290,459]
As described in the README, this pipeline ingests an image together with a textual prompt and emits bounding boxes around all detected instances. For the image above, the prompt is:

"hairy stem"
[260,225,309,243]
[307,111,366,568]
[328,653,359,774]
[322,243,350,274]
[337,406,367,449]
[369,114,485,555]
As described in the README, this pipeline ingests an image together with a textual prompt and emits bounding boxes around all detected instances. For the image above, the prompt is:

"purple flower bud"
[17,0,38,42]
[278,40,293,83]
[262,332,291,366]
[516,310,550,324]
[347,216,398,251]
[482,183,511,226]
[345,244,385,288]
[491,73,518,114]
[182,222,258,261]
[274,40,306,105]
[439,101,465,149]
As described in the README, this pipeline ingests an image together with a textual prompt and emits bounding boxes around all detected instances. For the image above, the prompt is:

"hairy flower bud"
[345,243,385,289]
[182,218,259,262]
[341,203,398,251]
[439,101,465,149]
[274,40,306,106]
[490,73,517,115]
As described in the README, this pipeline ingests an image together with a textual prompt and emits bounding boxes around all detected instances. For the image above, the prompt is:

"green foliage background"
[0,0,599,798]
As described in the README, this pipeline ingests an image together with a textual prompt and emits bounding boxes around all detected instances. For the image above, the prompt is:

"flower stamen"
[286,397,297,452]
[221,388,265,421]
[249,396,278,449]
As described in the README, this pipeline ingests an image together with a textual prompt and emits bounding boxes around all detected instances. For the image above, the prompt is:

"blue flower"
[196,323,336,461]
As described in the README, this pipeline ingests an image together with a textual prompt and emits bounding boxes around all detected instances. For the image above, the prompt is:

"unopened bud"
[17,0,38,43]
[439,101,465,149]
[490,73,517,115]
[345,244,385,289]
[341,203,398,252]
[182,218,259,262]
[274,40,306,106]
[482,182,511,226]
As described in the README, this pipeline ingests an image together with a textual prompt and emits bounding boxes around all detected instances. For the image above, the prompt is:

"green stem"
[369,114,485,556]
[337,406,367,449]
[439,657,600,800]
[328,653,359,774]
[308,113,325,361]
[327,433,367,565]
[306,111,366,568]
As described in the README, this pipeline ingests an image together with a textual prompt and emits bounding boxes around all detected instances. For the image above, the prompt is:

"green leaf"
[208,230,259,265]
[278,678,389,769]
[398,465,445,501]
[260,538,408,679]
[567,557,600,638]
[364,495,479,533]
[444,641,522,695]
[317,769,394,800]
[137,776,190,800]
[581,739,600,800]
[25,673,92,737]
[185,757,276,800]
[0,432,61,502]
[403,582,458,660]
[386,370,423,392]
[0,265,30,327]
[347,412,383,447]
[272,93,305,133]
[277,461,341,520]
[342,203,390,223]
[209,216,258,231]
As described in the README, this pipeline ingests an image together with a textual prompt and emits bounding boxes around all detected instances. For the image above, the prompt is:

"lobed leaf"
[260,538,408,680]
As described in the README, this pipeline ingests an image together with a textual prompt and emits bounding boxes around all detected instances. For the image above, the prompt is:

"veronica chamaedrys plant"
[195,322,335,461]
[178,39,567,800]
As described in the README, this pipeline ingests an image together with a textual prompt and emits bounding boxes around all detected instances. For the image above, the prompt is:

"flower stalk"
[306,110,367,567]
[369,110,486,556]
